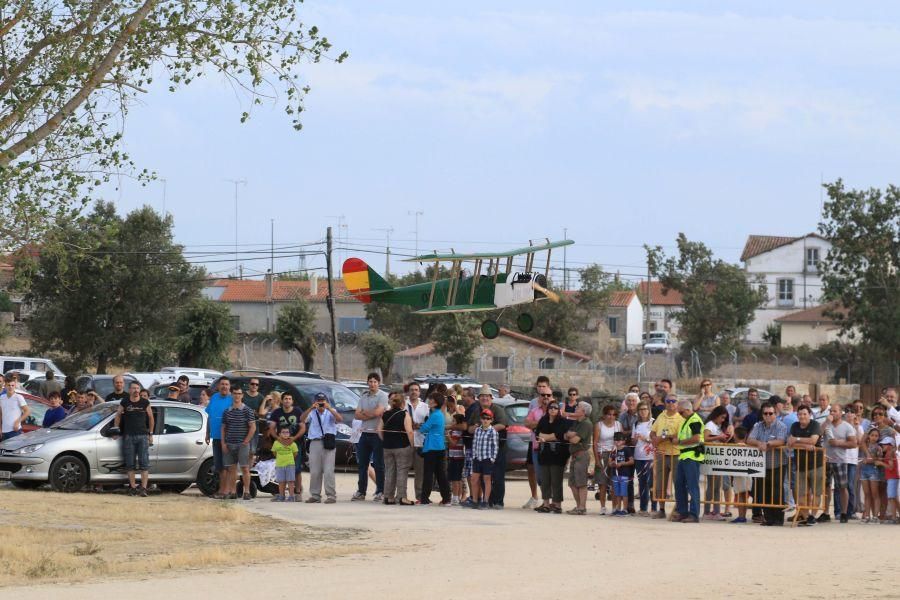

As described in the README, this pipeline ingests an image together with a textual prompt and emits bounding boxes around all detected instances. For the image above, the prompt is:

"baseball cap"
[314,392,328,402]
[481,409,494,419]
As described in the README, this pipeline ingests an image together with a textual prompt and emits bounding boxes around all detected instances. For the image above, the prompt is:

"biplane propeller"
[341,239,573,339]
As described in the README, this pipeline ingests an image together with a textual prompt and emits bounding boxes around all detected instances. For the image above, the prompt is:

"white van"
[642,331,671,354]
[0,356,65,378]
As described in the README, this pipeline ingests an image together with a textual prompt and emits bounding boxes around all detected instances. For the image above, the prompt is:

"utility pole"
[326,214,346,266]
[325,227,339,380]
[563,227,568,291]
[159,178,167,218]
[644,257,652,352]
[225,178,247,276]
[408,210,424,257]
[374,227,394,276]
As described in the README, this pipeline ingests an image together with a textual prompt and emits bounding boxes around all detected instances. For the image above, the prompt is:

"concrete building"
[203,276,367,334]
[636,281,683,339]
[775,303,846,348]
[741,233,832,342]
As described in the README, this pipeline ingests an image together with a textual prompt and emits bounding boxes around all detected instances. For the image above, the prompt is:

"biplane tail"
[342,257,392,303]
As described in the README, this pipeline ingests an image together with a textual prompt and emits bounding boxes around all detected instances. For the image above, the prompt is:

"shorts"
[594,450,612,485]
[122,434,150,472]
[732,476,752,494]
[275,465,295,483]
[860,464,884,482]
[887,479,899,500]
[224,443,250,468]
[473,458,494,475]
[213,441,224,472]
[568,452,589,488]
[448,459,464,481]
[798,467,824,497]
[463,448,473,479]
[827,462,848,489]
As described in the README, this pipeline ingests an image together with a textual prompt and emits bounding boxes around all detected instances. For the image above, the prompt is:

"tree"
[0,1,347,254]
[818,180,900,367]
[359,331,399,382]
[134,337,175,372]
[175,298,234,370]
[646,234,767,365]
[276,297,316,370]
[433,314,481,375]
[24,202,202,372]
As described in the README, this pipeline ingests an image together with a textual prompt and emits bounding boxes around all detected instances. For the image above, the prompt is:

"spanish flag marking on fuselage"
[342,257,371,303]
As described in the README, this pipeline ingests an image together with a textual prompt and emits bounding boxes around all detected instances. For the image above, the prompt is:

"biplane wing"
[402,239,573,263]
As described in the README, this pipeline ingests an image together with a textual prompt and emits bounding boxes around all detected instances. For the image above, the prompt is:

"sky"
[107,1,900,287]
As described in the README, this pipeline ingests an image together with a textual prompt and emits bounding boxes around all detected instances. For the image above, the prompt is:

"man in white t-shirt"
[0,375,31,440]
[822,404,857,523]
[405,382,430,498]
[879,388,900,433]
[497,384,514,404]
[812,393,830,426]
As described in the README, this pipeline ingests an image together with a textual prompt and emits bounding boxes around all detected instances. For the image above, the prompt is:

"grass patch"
[0,487,357,586]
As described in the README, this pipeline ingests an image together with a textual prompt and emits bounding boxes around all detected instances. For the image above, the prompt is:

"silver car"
[0,400,216,494]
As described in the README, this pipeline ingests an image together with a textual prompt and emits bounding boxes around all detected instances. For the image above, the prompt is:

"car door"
[153,406,207,475]
[95,407,161,475]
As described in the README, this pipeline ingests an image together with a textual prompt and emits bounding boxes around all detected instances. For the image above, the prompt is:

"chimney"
[310,272,318,297]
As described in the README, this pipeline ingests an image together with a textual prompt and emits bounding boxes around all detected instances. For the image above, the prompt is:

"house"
[203,276,367,334]
[636,281,683,338]
[775,303,846,348]
[605,290,643,351]
[393,328,599,389]
[741,233,832,343]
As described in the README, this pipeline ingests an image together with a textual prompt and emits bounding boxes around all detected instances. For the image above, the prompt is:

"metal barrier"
[651,443,826,526]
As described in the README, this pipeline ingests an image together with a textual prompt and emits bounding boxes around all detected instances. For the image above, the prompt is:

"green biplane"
[341,239,573,338]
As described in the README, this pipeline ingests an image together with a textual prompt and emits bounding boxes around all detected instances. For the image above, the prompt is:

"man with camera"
[301,392,343,504]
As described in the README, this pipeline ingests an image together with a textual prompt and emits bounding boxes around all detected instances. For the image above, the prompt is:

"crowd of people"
[3,368,900,527]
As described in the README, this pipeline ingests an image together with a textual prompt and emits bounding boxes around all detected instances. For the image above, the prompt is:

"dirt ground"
[4,473,897,599]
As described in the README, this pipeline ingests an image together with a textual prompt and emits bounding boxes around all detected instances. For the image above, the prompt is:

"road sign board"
[700,445,765,478]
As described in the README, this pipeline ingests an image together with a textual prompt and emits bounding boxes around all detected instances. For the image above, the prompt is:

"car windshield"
[505,404,529,424]
[24,399,48,426]
[295,382,359,411]
[53,403,117,430]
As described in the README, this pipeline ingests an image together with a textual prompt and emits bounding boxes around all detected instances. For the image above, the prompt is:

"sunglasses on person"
[249,382,259,386]
[568,392,578,396]
[540,393,553,398]
[762,411,775,416]
[665,399,677,404]
[548,405,559,410]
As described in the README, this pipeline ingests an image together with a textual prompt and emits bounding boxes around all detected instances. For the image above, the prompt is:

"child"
[729,427,752,524]
[448,414,466,506]
[880,437,898,523]
[860,428,884,523]
[271,426,299,502]
[471,409,499,510]
[609,431,634,516]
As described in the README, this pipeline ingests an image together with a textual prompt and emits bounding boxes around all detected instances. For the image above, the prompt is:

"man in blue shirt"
[301,392,343,504]
[205,377,233,499]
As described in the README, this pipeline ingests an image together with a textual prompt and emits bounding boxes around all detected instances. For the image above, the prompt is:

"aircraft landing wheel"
[481,319,500,339]
[516,313,534,333]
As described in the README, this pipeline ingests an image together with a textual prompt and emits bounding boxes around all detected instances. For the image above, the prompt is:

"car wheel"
[158,483,191,494]
[196,458,219,497]
[10,480,43,490]
[235,479,258,498]
[49,455,88,493]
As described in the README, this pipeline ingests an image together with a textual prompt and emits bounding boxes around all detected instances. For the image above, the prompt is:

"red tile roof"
[740,233,827,262]
[210,278,353,303]
[636,281,684,306]
[396,329,592,362]
[608,290,637,308]
[775,302,845,324]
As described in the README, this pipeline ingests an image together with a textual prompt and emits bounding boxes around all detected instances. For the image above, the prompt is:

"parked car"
[18,392,54,433]
[725,387,773,404]
[0,355,65,378]
[75,374,140,399]
[502,401,531,471]
[149,381,209,403]
[643,331,671,354]
[223,369,275,378]
[159,367,223,383]
[412,375,499,398]
[0,400,216,494]
[275,370,324,379]
[215,375,357,465]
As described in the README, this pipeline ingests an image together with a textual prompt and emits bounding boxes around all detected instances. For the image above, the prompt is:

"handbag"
[314,410,337,450]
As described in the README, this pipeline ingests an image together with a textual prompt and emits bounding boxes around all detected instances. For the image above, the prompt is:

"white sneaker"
[522,497,539,510]
[450,498,460,506]
[372,493,384,502]
[599,506,608,516]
